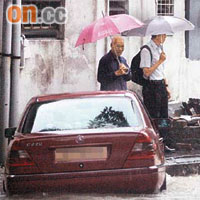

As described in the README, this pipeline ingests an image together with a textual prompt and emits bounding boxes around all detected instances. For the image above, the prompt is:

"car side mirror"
[152,118,172,130]
[5,127,17,139]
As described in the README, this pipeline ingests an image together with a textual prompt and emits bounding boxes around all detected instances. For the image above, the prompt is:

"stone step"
[165,152,200,176]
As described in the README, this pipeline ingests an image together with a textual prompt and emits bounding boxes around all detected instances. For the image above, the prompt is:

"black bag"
[131,45,153,86]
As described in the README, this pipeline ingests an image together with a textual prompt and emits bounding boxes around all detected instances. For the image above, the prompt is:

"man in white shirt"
[140,34,174,152]
[140,34,170,118]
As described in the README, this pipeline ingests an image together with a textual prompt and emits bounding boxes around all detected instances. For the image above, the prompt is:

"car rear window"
[22,96,143,133]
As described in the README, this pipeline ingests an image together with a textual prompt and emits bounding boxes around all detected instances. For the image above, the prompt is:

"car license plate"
[55,146,107,162]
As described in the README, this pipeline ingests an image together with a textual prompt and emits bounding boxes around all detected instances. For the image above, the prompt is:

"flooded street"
[1,174,200,200]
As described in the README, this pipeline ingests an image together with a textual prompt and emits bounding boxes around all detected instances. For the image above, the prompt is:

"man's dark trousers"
[142,82,172,146]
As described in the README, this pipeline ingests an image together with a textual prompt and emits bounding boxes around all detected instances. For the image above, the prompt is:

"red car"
[3,91,166,194]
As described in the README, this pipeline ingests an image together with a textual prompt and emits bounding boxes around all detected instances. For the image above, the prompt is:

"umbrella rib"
[91,17,120,42]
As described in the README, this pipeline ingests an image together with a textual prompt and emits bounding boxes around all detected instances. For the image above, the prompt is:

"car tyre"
[2,180,6,193]
[160,175,167,191]
[3,180,13,196]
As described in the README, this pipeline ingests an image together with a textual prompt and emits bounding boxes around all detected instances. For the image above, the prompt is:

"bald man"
[97,35,131,91]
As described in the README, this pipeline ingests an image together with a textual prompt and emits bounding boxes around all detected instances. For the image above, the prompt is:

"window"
[157,0,174,16]
[109,0,129,16]
[22,0,65,39]
[22,97,143,133]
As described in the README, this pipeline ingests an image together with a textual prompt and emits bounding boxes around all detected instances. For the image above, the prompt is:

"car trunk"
[17,128,140,174]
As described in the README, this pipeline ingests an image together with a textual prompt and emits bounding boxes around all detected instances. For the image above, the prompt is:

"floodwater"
[0,174,200,200]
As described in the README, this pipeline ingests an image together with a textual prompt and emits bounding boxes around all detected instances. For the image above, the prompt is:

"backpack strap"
[140,45,153,64]
[140,45,153,82]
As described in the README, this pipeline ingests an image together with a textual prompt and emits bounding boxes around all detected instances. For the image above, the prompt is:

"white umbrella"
[122,16,195,36]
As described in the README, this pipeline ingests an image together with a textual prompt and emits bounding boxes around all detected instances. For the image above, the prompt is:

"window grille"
[22,0,65,39]
[157,0,174,16]
[109,0,129,16]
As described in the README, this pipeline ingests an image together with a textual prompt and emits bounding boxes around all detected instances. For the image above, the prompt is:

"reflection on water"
[88,106,130,128]
[1,174,200,200]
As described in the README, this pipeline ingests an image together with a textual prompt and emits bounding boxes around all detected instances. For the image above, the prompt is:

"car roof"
[31,90,137,103]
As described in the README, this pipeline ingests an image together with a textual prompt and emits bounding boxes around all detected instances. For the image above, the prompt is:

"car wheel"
[2,180,6,192]
[160,175,167,191]
[3,180,13,196]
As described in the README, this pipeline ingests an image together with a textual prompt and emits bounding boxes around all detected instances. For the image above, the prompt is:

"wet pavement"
[1,174,200,200]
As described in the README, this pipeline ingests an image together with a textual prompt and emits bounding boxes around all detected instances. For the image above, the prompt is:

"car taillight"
[6,140,39,175]
[123,134,162,169]
[8,150,35,167]
[127,134,157,160]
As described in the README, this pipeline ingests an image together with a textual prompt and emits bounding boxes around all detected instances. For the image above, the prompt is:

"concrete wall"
[18,0,98,116]
[186,0,200,60]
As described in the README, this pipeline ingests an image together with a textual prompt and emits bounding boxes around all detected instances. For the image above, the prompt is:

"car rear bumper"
[4,165,166,194]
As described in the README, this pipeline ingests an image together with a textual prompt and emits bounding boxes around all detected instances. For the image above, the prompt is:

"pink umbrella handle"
[101,12,121,65]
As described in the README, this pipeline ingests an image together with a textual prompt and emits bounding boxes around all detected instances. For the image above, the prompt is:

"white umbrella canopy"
[122,16,195,37]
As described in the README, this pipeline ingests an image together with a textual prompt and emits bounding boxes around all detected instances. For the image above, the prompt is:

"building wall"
[0,0,200,120]
[0,0,3,51]
[18,0,98,116]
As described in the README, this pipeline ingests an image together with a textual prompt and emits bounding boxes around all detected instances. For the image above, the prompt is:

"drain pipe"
[140,0,144,46]
[0,0,12,164]
[155,0,158,16]
[10,0,21,127]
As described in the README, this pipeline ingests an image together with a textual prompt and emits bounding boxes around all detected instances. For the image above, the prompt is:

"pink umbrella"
[75,14,143,47]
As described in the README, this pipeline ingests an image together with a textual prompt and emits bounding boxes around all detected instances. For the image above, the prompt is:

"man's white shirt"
[140,40,165,81]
